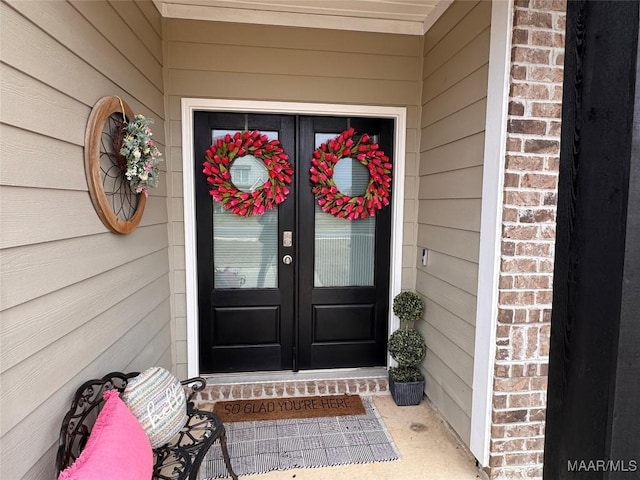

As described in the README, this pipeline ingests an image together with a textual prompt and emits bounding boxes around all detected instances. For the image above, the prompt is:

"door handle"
[282,254,293,265]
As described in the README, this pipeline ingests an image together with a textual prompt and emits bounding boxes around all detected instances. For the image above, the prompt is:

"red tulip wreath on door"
[310,128,392,220]
[203,130,293,216]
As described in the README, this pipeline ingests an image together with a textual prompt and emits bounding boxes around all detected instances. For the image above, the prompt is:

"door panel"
[297,116,393,370]
[313,304,375,342]
[213,306,280,344]
[195,112,295,373]
[195,112,393,373]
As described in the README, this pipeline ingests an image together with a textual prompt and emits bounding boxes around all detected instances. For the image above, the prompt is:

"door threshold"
[194,367,389,404]
[203,366,388,385]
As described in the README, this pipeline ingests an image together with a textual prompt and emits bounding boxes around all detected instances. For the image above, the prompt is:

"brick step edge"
[194,377,389,406]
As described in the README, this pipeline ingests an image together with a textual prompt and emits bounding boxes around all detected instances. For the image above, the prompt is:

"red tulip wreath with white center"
[203,130,293,216]
[310,128,392,220]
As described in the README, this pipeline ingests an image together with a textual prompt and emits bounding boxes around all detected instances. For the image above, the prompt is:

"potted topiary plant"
[388,291,426,406]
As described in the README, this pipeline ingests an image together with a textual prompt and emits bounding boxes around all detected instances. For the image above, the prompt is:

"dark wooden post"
[544,0,640,479]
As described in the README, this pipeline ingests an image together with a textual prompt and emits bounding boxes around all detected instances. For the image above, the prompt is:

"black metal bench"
[56,372,238,480]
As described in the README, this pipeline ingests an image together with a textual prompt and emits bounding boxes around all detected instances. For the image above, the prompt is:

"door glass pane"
[230,155,269,192]
[314,133,375,287]
[333,157,370,196]
[212,130,279,289]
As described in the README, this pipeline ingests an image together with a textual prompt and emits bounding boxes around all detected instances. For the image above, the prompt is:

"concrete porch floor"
[229,394,484,480]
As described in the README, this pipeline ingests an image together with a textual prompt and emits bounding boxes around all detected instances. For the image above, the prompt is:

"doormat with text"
[212,394,365,422]
[201,396,399,479]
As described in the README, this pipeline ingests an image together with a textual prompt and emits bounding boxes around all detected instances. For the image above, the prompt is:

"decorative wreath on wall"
[203,130,293,216]
[310,128,392,220]
[84,96,162,235]
[117,113,162,197]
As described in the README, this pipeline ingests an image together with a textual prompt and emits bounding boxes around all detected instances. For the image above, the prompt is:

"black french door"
[194,112,393,373]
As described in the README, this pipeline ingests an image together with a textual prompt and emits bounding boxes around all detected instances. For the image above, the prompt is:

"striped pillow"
[122,367,188,448]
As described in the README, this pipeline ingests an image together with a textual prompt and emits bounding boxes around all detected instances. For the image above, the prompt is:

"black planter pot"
[389,374,425,406]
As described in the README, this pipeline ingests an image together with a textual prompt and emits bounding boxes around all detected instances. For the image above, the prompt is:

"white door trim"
[470,0,514,467]
[181,99,407,377]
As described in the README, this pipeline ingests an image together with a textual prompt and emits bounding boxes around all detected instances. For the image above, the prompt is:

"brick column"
[487,1,566,478]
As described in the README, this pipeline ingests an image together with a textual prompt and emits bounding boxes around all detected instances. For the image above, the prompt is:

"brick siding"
[487,1,566,478]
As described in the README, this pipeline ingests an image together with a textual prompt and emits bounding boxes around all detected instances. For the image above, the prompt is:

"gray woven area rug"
[200,396,399,479]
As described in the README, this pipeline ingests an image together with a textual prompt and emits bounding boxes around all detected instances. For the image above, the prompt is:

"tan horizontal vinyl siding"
[417,0,490,447]
[0,2,168,479]
[166,18,420,56]
[165,19,422,375]
[167,42,419,81]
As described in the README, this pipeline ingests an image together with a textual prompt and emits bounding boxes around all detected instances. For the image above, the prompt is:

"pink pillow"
[58,390,153,480]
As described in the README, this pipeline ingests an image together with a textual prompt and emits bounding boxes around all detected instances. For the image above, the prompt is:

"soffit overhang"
[153,0,453,35]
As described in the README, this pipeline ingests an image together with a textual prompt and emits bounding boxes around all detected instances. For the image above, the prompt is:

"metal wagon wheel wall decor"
[85,96,159,234]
